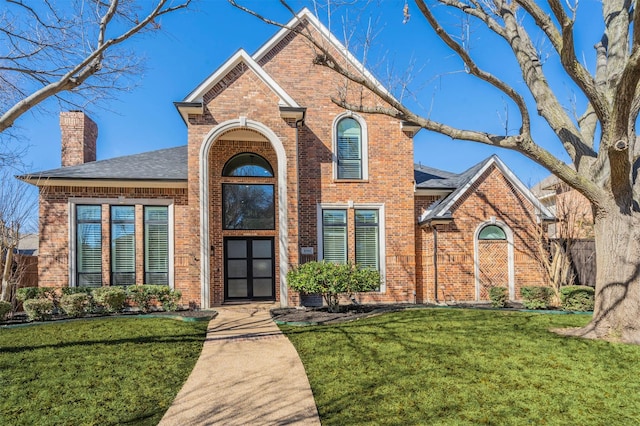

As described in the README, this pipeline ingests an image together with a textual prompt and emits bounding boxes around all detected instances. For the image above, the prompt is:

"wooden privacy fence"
[551,239,596,287]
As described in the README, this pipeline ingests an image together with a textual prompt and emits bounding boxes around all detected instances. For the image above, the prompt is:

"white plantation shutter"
[145,206,169,285]
[322,210,347,264]
[111,206,135,285]
[337,118,362,179]
[76,205,102,287]
[355,210,379,271]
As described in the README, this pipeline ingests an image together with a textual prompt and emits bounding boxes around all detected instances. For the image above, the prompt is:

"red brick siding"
[415,165,547,302]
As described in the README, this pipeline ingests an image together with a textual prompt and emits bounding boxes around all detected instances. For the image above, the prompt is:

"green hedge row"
[488,285,595,311]
[15,285,182,321]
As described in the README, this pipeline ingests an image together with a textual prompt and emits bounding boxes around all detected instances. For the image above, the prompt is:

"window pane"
[478,225,507,240]
[145,206,168,285]
[252,240,272,258]
[227,240,247,258]
[253,279,273,297]
[228,279,248,297]
[323,210,347,264]
[337,118,362,179]
[355,210,379,271]
[112,206,135,285]
[222,153,274,177]
[253,259,272,277]
[223,184,275,230]
[77,205,102,287]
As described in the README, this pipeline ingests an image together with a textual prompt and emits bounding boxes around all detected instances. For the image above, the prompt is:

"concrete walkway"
[158,304,321,425]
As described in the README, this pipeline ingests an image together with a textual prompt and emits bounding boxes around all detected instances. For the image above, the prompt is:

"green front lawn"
[282,308,640,425]
[0,317,209,426]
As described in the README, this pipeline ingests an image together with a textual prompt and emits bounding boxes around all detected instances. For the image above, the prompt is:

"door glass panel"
[253,279,272,297]
[253,259,272,277]
[227,260,247,278]
[227,279,248,297]
[227,240,247,258]
[252,240,272,258]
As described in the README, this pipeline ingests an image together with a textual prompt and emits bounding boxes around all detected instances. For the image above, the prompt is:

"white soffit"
[183,49,300,108]
[252,8,398,104]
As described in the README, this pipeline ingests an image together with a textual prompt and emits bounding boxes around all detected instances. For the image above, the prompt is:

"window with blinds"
[355,210,380,271]
[336,117,362,179]
[322,210,347,264]
[111,206,135,286]
[144,206,169,285]
[76,205,102,287]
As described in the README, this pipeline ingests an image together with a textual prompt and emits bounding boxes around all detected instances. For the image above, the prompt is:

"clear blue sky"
[16,0,603,189]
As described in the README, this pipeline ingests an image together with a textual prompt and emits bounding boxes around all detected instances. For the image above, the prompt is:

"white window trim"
[317,203,386,292]
[68,197,175,289]
[332,112,369,180]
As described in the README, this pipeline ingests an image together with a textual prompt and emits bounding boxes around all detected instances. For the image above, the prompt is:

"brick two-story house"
[20,8,552,309]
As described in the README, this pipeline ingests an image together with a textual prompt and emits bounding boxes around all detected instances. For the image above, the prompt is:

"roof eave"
[174,101,203,125]
[19,177,188,189]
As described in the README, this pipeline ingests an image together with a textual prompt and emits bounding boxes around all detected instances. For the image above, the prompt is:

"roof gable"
[252,8,397,103]
[419,155,554,224]
[181,49,300,109]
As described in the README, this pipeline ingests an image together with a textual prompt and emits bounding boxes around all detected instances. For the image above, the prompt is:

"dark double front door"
[224,237,275,300]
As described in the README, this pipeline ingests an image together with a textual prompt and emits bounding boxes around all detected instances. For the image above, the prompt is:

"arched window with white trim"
[333,113,368,180]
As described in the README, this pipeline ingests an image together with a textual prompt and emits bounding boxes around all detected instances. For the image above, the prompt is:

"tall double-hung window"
[76,205,102,287]
[322,210,347,264]
[111,206,135,286]
[336,117,363,179]
[355,210,379,271]
[144,206,169,285]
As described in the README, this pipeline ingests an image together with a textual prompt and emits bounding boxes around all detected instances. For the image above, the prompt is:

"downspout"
[294,113,306,265]
[433,226,439,303]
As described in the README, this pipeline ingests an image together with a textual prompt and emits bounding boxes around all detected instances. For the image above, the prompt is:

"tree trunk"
[0,247,13,302]
[559,209,640,343]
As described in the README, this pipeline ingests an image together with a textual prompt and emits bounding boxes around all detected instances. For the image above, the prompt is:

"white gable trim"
[252,8,397,103]
[183,49,300,108]
[433,156,554,220]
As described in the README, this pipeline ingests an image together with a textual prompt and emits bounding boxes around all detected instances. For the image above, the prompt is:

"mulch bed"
[0,309,217,327]
[270,301,532,325]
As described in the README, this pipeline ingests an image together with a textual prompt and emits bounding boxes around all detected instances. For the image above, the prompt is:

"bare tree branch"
[0,0,192,133]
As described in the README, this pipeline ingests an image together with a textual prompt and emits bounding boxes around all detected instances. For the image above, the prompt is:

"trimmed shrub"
[287,261,381,312]
[560,285,595,311]
[60,293,91,317]
[520,286,553,310]
[16,287,57,302]
[0,300,11,320]
[61,287,94,296]
[23,299,54,321]
[127,285,181,312]
[489,286,508,308]
[92,287,127,313]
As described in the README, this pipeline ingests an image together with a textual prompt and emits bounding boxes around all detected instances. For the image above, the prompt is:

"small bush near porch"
[0,317,208,425]
[281,309,640,425]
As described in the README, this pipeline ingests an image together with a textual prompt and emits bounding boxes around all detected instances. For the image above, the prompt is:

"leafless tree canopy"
[233,0,640,343]
[0,0,192,135]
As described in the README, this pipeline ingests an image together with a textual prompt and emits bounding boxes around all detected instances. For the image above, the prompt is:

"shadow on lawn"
[282,309,595,424]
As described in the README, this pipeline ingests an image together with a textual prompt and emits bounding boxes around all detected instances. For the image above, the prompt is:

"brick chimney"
[60,111,97,167]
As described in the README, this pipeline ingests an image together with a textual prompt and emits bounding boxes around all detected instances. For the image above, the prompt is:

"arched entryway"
[199,119,288,309]
[474,221,515,301]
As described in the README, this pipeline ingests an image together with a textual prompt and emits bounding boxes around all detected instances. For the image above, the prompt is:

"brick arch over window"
[199,119,288,309]
[332,111,369,180]
[473,220,515,301]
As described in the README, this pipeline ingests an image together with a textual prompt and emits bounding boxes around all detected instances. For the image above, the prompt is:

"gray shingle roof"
[21,146,187,181]
[416,155,554,224]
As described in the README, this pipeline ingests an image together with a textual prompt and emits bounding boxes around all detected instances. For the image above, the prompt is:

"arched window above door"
[222,153,273,177]
[478,224,507,240]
